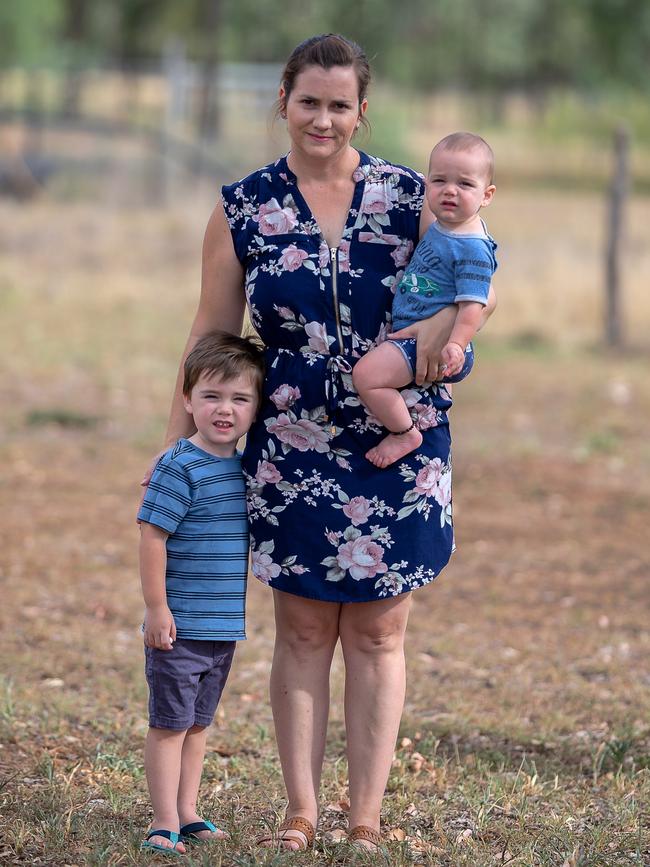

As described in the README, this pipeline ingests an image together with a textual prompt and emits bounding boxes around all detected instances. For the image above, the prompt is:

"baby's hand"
[440,342,466,377]
[143,605,176,650]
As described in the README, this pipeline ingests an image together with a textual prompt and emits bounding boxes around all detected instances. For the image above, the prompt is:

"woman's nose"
[313,109,332,130]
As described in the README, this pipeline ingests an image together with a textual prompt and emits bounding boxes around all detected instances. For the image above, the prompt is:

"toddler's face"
[183,370,259,457]
[425,146,495,228]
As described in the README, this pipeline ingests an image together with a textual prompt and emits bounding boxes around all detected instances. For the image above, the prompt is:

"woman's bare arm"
[162,203,246,448]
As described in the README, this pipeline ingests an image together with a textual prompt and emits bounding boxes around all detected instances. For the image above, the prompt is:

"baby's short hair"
[183,331,265,405]
[431,131,495,183]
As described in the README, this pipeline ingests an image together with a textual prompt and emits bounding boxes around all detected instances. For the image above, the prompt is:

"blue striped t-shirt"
[138,439,248,640]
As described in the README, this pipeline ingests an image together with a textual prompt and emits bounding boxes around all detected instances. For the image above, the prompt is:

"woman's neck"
[287,146,360,184]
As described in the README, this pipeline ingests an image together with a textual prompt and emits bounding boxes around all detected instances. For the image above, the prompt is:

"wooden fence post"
[604,126,630,348]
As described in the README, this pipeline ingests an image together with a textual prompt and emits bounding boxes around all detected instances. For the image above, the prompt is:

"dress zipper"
[330,246,344,355]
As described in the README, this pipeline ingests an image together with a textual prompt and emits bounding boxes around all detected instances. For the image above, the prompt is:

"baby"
[353,131,497,467]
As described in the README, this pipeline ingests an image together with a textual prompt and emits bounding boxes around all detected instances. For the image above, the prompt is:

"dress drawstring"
[324,355,353,424]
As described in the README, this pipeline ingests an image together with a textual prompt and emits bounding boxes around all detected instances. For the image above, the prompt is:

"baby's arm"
[440,301,484,375]
[139,522,175,650]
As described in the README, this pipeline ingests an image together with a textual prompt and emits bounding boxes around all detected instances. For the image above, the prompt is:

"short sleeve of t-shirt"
[453,236,496,305]
[137,454,193,534]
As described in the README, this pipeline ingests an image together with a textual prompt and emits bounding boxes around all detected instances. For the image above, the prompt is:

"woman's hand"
[389,305,457,385]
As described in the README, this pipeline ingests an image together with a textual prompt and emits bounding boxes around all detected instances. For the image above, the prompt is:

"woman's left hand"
[389,306,457,385]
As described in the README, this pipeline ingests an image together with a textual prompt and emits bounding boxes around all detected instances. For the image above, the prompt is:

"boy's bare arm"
[139,522,175,650]
[447,301,485,351]
[441,301,486,375]
[478,284,497,330]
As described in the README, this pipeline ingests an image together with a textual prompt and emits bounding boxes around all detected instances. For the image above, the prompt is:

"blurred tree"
[3,0,650,100]
[0,0,64,67]
[61,0,90,116]
[584,0,650,88]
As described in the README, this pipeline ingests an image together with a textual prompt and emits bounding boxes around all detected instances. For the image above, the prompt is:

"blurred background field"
[1,2,649,864]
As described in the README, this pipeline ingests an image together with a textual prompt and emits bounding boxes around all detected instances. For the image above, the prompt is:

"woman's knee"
[340,597,411,656]
[346,624,406,656]
[273,593,339,657]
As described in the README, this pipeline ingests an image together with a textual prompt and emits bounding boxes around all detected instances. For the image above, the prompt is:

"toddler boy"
[138,331,264,855]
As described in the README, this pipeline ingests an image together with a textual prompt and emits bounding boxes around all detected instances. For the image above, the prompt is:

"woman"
[151,34,494,851]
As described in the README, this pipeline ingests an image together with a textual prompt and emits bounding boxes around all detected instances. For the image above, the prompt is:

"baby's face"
[425,146,495,228]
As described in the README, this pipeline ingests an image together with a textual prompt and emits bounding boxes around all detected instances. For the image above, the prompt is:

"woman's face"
[281,64,367,162]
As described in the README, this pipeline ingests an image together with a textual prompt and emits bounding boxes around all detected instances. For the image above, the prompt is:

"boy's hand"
[440,342,465,377]
[143,604,176,650]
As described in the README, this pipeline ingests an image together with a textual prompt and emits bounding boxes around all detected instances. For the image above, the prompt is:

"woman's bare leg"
[352,343,422,468]
[339,594,412,846]
[263,590,340,850]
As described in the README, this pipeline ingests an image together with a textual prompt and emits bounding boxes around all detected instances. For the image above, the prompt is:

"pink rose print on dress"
[255,460,283,485]
[361,182,399,215]
[413,403,438,431]
[434,470,452,508]
[255,198,298,235]
[338,239,351,272]
[326,529,342,546]
[267,413,330,453]
[414,458,444,497]
[342,496,375,526]
[391,240,414,268]
[305,321,335,354]
[336,535,388,581]
[251,549,282,584]
[319,242,330,269]
[279,244,309,272]
[270,384,301,410]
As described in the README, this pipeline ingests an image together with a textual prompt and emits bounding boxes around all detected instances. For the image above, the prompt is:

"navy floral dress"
[221,151,474,603]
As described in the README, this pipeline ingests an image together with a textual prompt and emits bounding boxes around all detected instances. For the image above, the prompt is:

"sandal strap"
[348,824,382,846]
[145,829,180,844]
[278,815,315,846]
[180,820,217,836]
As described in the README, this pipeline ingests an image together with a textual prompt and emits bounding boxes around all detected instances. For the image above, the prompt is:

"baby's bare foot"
[366,426,422,468]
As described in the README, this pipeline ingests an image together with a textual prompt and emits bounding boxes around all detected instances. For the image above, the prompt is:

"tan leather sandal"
[256,815,315,851]
[348,824,383,850]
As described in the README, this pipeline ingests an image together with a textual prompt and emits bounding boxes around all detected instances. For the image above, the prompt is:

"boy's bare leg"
[177,724,227,839]
[144,727,187,853]
[352,343,423,468]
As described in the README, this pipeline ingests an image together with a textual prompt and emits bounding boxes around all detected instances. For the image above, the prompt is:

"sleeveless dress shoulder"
[221,152,474,603]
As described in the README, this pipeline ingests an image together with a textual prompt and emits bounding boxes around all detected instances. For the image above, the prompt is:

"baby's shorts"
[387,337,418,377]
[145,638,235,730]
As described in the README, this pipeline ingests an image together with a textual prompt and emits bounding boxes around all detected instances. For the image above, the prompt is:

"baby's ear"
[482,184,496,207]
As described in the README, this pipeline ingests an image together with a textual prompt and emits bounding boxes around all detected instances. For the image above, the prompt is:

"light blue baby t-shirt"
[391,220,497,331]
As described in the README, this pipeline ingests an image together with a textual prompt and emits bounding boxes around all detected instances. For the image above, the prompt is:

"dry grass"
[0,192,649,865]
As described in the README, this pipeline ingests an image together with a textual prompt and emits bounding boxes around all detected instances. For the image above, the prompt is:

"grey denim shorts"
[144,638,235,730]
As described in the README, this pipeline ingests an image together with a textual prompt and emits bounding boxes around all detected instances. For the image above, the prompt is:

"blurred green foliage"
[1,0,649,94]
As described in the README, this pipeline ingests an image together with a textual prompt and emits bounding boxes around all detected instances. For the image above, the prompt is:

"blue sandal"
[141,829,184,856]
[179,819,225,843]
